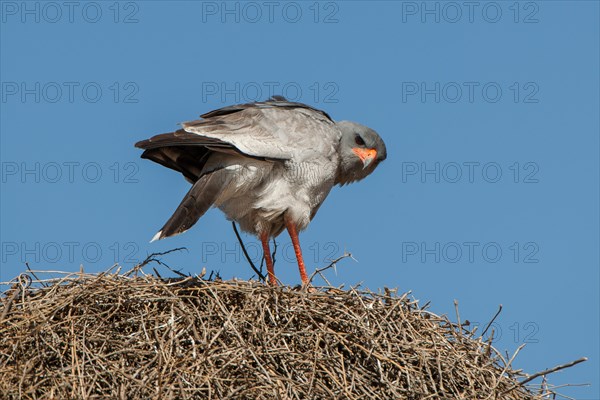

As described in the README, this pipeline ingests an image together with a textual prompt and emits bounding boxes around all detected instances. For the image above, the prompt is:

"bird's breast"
[216,158,336,237]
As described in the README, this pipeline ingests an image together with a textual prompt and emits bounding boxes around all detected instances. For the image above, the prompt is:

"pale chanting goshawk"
[135,96,387,285]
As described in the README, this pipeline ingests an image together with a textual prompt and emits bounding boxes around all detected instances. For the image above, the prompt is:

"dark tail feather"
[151,171,227,241]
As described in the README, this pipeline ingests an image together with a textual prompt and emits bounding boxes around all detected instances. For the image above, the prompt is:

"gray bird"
[135,96,386,285]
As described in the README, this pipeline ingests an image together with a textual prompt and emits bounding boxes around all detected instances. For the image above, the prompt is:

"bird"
[135,96,386,286]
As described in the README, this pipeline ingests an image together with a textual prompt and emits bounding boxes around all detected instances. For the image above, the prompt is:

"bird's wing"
[135,99,340,181]
[180,99,338,162]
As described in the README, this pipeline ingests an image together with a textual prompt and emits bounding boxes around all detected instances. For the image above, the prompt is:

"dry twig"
[0,267,585,399]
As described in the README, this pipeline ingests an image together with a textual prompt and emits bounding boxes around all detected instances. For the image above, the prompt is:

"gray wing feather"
[182,105,338,162]
[199,97,333,121]
[136,129,230,151]
[136,100,338,163]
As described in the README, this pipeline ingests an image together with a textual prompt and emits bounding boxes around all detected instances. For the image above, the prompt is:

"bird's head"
[335,121,387,185]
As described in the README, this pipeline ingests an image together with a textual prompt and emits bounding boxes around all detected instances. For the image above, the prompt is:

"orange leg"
[285,218,309,285]
[260,231,277,285]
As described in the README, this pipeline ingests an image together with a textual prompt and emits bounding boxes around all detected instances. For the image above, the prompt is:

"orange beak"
[352,148,378,169]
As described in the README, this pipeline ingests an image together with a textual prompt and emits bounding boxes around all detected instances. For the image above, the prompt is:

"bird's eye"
[354,135,366,146]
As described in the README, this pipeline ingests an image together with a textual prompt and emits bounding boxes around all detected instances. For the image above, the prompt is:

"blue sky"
[1,1,598,397]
